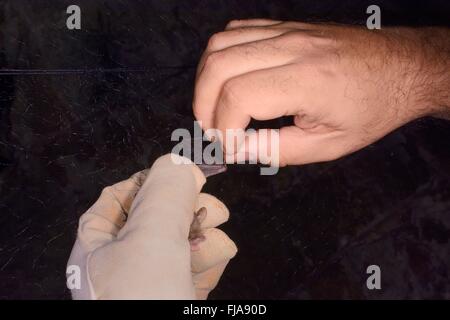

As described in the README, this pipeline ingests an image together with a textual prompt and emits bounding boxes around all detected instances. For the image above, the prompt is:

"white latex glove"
[67,154,237,299]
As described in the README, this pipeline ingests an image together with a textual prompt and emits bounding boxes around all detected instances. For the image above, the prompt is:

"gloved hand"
[67,154,237,299]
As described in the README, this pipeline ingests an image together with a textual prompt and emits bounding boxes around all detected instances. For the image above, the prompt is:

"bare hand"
[193,19,449,165]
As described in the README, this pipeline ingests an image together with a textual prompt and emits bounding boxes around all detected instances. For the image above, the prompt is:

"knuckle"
[220,79,243,109]
[280,30,335,54]
[202,51,224,73]
[280,30,307,43]
[282,31,327,57]
[206,32,225,51]
[225,19,241,29]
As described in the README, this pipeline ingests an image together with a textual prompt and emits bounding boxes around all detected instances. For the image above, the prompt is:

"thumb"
[231,126,343,166]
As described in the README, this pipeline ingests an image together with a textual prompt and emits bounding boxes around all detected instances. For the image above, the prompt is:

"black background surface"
[0,0,449,299]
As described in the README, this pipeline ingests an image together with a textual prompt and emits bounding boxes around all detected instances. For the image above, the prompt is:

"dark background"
[0,0,449,299]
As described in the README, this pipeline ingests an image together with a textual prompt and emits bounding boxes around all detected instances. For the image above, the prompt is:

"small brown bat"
[123,164,224,247]
[188,163,226,250]
[189,207,207,251]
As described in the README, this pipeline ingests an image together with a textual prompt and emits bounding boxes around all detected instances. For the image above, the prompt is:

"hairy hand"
[193,19,449,165]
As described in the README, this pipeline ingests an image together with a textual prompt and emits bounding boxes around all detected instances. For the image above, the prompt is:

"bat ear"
[195,193,229,228]
[196,207,208,224]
